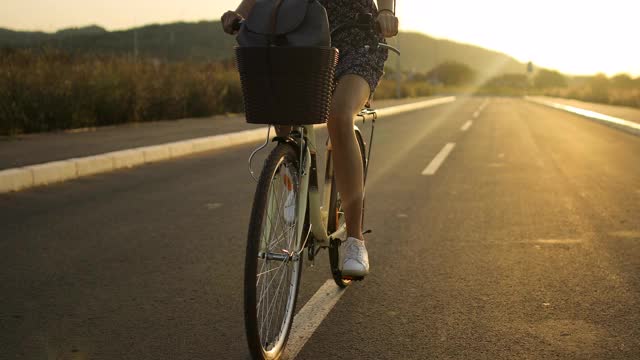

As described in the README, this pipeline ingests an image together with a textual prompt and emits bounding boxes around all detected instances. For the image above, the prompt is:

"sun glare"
[397,0,639,76]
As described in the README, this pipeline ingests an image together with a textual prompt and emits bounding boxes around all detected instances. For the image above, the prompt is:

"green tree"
[484,73,529,88]
[587,73,610,103]
[533,69,567,88]
[611,73,634,88]
[426,61,475,86]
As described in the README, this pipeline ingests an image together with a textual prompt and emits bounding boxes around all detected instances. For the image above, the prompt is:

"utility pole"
[133,29,139,60]
[395,34,402,99]
[526,61,534,95]
[168,30,175,61]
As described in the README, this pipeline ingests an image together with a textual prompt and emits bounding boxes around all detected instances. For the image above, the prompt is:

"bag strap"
[269,0,285,42]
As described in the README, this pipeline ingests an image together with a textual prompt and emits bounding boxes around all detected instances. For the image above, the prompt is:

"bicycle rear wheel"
[245,144,304,360]
[327,130,367,288]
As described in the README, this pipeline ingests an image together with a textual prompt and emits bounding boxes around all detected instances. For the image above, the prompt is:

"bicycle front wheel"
[245,144,304,360]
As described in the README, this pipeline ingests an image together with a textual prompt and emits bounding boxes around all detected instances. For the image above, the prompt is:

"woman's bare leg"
[327,74,371,241]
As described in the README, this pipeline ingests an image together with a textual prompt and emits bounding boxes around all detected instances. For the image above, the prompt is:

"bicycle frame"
[292,124,343,249]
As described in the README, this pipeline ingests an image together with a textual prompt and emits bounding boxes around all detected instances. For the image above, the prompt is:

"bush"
[611,73,634,88]
[533,69,567,88]
[375,78,434,99]
[0,48,242,135]
[538,72,640,109]
[426,61,475,86]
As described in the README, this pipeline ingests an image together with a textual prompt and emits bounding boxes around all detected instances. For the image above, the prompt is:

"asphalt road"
[2,97,639,359]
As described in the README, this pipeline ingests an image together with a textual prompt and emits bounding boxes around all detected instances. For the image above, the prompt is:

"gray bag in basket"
[237,0,331,47]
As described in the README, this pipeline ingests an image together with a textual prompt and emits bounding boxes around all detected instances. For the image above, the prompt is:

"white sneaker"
[341,237,370,277]
[282,167,296,224]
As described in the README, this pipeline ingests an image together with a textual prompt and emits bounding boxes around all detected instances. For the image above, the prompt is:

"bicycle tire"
[245,143,304,360]
[328,130,367,288]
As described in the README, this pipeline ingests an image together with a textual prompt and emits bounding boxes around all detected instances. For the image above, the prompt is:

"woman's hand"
[221,10,243,35]
[376,10,399,37]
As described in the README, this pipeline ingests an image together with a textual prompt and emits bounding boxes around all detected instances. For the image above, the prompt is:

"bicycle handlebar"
[232,18,243,32]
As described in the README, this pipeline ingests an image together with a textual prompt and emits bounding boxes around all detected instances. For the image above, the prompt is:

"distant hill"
[0,21,525,77]
[55,25,107,38]
[0,28,49,47]
[396,32,525,79]
[0,22,238,63]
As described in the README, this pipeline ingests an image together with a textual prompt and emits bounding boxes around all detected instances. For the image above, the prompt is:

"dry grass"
[544,86,640,108]
[0,48,242,135]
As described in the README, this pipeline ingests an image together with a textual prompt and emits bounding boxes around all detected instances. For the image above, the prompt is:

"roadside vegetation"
[0,48,433,135]
[1,48,638,135]
[0,48,243,135]
[539,72,640,108]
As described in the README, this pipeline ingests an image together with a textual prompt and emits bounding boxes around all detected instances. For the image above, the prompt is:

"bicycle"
[239,14,400,360]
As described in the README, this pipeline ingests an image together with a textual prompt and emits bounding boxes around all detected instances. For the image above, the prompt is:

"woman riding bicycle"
[222,0,399,279]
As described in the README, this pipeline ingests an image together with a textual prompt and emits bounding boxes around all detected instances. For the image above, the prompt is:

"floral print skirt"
[318,0,389,97]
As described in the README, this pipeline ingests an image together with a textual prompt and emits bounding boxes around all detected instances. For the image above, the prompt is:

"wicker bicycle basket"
[235,46,339,125]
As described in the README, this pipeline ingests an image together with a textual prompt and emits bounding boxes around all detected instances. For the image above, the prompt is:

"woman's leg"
[327,74,371,241]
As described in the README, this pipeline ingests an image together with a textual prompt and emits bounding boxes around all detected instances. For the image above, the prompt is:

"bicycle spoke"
[257,260,286,307]
[256,261,288,277]
[264,222,296,252]
[264,182,284,249]
[262,173,291,252]
[264,262,288,346]
[260,260,290,348]
[257,263,288,311]
[273,264,294,346]
[261,166,299,255]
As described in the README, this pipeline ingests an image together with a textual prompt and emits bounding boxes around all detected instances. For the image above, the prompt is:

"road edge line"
[0,96,456,193]
[524,96,640,137]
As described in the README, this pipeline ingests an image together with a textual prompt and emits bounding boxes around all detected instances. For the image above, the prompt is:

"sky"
[2,0,639,77]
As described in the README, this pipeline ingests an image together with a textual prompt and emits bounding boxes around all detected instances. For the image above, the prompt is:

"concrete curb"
[0,96,456,194]
[525,96,640,137]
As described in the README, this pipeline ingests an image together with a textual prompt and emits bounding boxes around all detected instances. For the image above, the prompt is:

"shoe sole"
[341,275,365,281]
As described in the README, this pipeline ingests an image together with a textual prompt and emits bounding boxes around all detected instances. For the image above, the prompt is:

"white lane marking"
[422,143,456,176]
[473,98,490,118]
[205,203,222,210]
[282,280,346,359]
[461,120,473,131]
[609,230,640,239]
[531,239,583,244]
